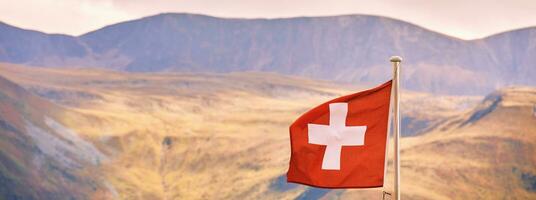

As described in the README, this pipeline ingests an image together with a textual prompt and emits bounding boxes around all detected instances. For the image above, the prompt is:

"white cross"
[308,103,367,170]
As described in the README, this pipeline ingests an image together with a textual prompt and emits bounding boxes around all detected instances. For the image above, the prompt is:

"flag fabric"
[287,80,392,188]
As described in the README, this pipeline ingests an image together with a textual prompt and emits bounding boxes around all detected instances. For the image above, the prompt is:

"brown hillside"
[1,63,533,199]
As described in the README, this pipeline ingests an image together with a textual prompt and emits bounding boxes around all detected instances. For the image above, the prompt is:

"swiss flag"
[287,80,392,188]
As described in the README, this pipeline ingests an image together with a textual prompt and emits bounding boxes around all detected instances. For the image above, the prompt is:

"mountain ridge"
[1,13,535,95]
[4,13,536,40]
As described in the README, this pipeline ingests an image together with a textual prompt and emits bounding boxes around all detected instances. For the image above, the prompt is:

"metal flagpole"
[390,56,402,200]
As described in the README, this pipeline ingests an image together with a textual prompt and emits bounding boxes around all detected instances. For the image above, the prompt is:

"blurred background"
[0,0,535,199]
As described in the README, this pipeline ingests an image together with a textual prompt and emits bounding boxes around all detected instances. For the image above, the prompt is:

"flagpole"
[390,56,402,200]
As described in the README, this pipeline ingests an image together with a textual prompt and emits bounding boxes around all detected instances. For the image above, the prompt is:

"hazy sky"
[1,0,535,39]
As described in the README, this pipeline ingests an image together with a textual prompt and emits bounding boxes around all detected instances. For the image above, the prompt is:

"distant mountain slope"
[0,22,90,65]
[1,13,535,94]
[480,27,536,85]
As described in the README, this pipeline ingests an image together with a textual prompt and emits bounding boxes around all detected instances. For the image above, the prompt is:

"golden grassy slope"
[0,74,112,199]
[1,62,533,199]
[394,87,536,199]
[1,63,356,199]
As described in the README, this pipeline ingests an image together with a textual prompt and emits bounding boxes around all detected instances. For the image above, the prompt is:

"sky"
[1,0,536,39]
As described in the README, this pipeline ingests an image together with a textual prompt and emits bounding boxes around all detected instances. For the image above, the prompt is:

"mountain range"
[1,13,535,95]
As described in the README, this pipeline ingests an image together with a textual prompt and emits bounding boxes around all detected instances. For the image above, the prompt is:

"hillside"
[1,63,534,199]
[0,22,89,65]
[393,87,536,199]
[0,63,356,199]
[1,13,535,95]
[326,87,536,199]
[0,74,112,199]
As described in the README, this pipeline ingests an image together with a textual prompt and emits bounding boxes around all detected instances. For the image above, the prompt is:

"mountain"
[0,22,90,66]
[1,13,535,95]
[1,63,534,199]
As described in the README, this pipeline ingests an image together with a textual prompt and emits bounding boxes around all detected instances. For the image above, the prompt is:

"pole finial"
[390,56,403,63]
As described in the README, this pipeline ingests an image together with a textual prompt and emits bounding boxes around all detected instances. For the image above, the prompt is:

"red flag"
[287,80,392,188]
